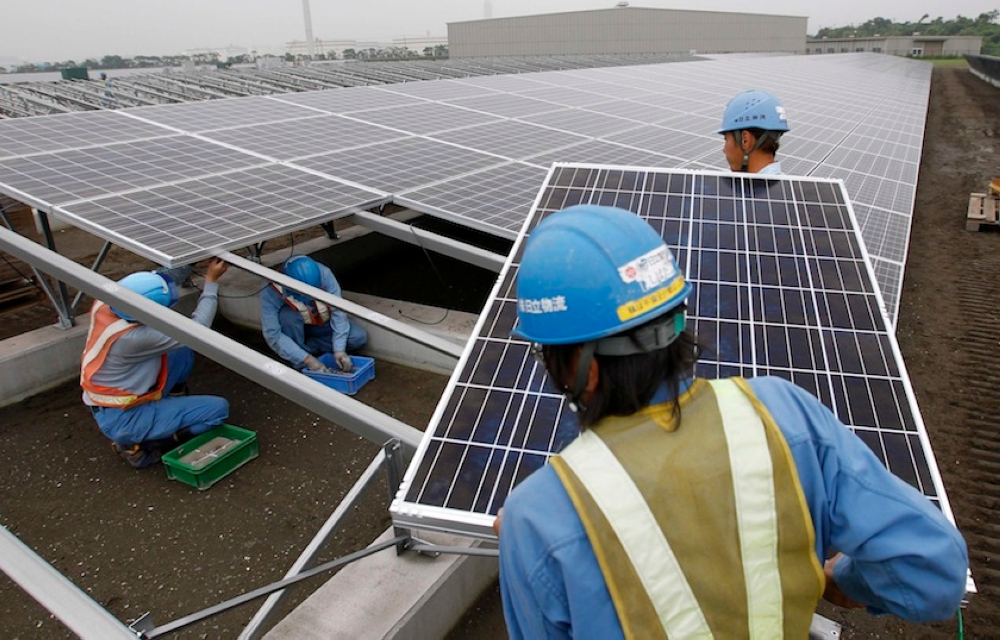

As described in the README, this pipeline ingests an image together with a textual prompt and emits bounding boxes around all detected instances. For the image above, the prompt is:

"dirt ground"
[2,64,1000,639]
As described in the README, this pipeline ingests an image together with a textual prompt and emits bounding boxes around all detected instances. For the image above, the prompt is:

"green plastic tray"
[162,424,258,490]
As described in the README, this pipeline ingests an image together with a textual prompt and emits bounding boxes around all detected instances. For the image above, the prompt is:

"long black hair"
[541,313,701,428]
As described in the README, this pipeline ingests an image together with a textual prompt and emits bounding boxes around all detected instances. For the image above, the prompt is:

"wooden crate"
[967,193,1000,231]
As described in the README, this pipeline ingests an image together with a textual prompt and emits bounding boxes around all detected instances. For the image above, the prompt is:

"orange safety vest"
[80,301,168,408]
[274,284,332,326]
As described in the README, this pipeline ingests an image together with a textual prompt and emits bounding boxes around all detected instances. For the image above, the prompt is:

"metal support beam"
[35,210,74,328]
[238,448,389,640]
[70,240,113,312]
[0,226,423,451]
[0,526,138,639]
[222,251,464,360]
[145,535,409,638]
[349,210,506,273]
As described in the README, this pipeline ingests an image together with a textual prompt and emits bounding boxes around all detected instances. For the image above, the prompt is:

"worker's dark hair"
[540,315,701,428]
[747,128,781,155]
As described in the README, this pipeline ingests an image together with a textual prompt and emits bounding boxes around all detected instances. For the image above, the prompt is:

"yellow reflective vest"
[551,377,824,639]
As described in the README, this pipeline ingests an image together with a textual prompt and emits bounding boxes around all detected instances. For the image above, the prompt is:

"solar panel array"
[389,164,951,540]
[0,53,928,319]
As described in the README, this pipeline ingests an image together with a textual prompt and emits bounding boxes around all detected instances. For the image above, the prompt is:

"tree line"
[813,11,1000,55]
[2,45,450,75]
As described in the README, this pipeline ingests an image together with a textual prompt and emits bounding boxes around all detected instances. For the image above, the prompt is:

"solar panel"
[430,120,589,160]
[342,101,505,135]
[0,137,266,205]
[272,86,427,113]
[0,111,174,159]
[55,164,387,265]
[125,96,320,133]
[389,164,951,539]
[199,115,409,161]
[291,137,507,193]
[0,54,930,322]
[396,162,549,237]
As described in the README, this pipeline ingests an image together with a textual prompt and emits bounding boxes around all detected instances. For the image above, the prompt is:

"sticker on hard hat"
[518,296,568,314]
[618,247,676,292]
[617,278,686,322]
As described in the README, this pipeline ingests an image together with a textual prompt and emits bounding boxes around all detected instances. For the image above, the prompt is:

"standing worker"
[718,89,789,175]
[82,259,230,469]
[497,205,967,638]
[260,255,367,374]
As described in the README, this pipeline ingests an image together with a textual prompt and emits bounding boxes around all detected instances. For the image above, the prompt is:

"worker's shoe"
[111,442,161,469]
[172,427,195,445]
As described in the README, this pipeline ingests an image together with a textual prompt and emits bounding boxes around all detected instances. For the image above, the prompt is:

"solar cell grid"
[0,136,264,205]
[517,109,645,138]
[271,86,427,112]
[429,120,588,160]
[441,93,565,118]
[604,126,718,163]
[378,79,497,100]
[343,102,503,135]
[127,97,319,133]
[525,139,681,170]
[292,137,507,193]
[0,111,174,159]
[56,164,385,265]
[390,164,948,540]
[397,162,548,236]
[199,115,408,161]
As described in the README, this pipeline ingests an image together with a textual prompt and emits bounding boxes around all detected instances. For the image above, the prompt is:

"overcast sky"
[4,0,997,63]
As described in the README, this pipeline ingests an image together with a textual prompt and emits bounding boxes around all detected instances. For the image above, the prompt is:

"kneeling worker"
[497,205,967,638]
[261,255,367,374]
[82,258,230,468]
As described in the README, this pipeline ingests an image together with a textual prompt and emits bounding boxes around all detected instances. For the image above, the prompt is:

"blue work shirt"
[498,376,968,639]
[260,262,351,363]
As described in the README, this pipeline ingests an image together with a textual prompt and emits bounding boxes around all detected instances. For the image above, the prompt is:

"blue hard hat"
[717,90,790,134]
[512,205,691,345]
[111,271,178,321]
[282,255,322,303]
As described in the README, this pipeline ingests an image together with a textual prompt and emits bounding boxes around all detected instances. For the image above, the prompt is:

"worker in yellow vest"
[497,205,967,638]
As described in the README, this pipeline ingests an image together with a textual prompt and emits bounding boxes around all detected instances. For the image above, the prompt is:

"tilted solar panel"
[390,164,952,540]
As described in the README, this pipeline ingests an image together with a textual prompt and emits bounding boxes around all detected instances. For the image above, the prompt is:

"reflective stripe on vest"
[560,429,712,639]
[275,284,331,325]
[552,377,823,639]
[80,301,167,408]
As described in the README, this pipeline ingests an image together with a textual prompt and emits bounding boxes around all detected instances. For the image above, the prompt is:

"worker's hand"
[334,351,353,372]
[303,354,331,373]
[204,257,228,283]
[823,553,865,609]
[492,508,504,536]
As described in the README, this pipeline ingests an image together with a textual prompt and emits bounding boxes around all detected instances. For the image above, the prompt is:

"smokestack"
[302,0,315,58]
[484,0,493,19]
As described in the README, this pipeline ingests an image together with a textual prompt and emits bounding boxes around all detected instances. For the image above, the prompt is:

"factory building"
[448,6,806,58]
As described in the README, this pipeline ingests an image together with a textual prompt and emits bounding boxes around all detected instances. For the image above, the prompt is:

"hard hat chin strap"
[565,341,596,413]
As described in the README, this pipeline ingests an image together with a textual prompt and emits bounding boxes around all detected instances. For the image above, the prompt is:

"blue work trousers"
[92,348,229,445]
[277,306,367,364]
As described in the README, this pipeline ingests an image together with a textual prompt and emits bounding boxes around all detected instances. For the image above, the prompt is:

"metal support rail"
[0,226,424,451]
[349,210,506,273]
[221,251,465,360]
[0,526,139,639]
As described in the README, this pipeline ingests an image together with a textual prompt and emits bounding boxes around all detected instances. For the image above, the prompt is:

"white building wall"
[448,8,806,58]
[806,36,981,57]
